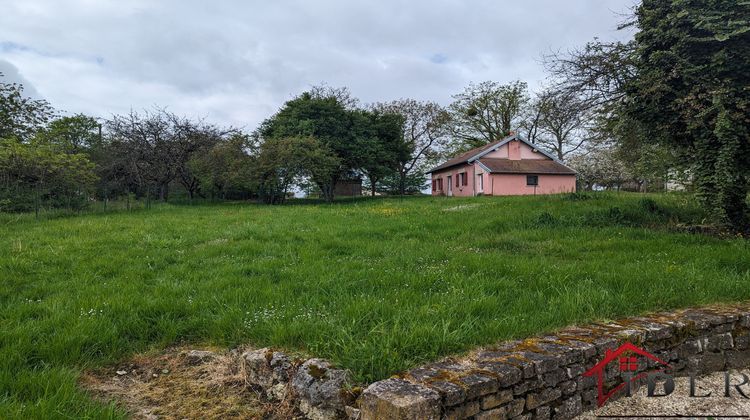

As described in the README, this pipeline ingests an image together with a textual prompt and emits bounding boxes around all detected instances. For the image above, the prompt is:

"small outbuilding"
[333,178,363,196]
[427,134,576,196]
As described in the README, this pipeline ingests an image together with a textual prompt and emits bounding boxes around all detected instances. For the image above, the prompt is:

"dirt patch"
[80,346,301,419]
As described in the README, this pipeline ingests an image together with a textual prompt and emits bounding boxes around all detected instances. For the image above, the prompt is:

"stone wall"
[243,348,357,419]
[357,304,750,420]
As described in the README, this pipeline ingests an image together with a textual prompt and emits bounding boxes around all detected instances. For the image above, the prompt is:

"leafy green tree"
[259,93,354,201]
[255,136,340,204]
[261,90,404,201]
[189,133,256,199]
[356,110,406,196]
[0,140,97,213]
[33,114,101,154]
[371,99,449,195]
[625,0,750,230]
[375,170,429,195]
[0,73,55,142]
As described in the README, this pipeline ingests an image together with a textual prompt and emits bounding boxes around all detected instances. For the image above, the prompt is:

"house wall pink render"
[430,138,576,196]
[487,174,575,195]
[431,164,476,196]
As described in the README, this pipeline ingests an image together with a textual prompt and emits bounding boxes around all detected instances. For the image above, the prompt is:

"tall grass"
[0,192,748,418]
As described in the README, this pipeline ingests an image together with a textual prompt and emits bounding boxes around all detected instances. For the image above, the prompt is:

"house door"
[447,175,453,196]
[477,173,483,194]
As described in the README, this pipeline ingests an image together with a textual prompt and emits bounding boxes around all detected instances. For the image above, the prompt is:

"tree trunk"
[159,183,169,202]
[398,171,407,195]
[320,182,335,202]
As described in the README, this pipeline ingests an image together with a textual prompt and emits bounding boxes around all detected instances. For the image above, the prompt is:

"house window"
[478,174,483,192]
[527,175,538,186]
[455,172,468,187]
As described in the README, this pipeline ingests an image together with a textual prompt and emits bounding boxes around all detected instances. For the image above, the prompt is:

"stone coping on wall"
[356,303,750,420]
[241,303,750,420]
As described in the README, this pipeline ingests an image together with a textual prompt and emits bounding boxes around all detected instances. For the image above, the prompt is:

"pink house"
[428,134,576,196]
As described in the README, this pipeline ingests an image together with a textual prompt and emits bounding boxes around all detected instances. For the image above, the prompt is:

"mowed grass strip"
[1,193,748,417]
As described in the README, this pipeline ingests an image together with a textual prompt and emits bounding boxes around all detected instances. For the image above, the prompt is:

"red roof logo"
[583,342,672,407]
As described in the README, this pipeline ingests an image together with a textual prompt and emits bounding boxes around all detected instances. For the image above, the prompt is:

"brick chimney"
[509,139,521,160]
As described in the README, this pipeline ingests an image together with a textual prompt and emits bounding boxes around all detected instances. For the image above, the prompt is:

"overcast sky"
[1,1,636,131]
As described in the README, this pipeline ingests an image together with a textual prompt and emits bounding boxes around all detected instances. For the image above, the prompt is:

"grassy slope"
[1,193,748,418]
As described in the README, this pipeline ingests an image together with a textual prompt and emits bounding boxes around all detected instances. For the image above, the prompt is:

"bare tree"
[106,109,228,201]
[308,83,360,110]
[371,99,450,195]
[543,41,636,111]
[448,80,529,151]
[533,89,593,161]
[519,90,549,144]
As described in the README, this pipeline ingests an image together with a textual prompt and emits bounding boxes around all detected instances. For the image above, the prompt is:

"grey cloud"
[0,0,637,128]
[0,59,41,98]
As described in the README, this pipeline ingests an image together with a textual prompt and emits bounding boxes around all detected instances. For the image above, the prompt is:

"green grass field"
[2,193,749,418]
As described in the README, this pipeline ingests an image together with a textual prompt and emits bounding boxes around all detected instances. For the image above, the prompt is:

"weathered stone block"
[506,398,526,417]
[702,332,733,352]
[735,332,750,350]
[576,374,596,391]
[559,380,576,395]
[553,395,582,420]
[740,313,750,328]
[616,329,646,344]
[581,388,597,404]
[407,361,464,383]
[542,368,567,387]
[481,389,513,410]
[687,352,725,374]
[477,360,522,387]
[593,337,618,357]
[712,323,736,334]
[426,380,465,407]
[520,352,559,375]
[443,400,480,420]
[526,387,561,410]
[458,373,498,399]
[536,341,583,365]
[534,405,552,420]
[345,405,361,419]
[683,310,725,329]
[243,348,291,397]
[513,377,543,395]
[643,322,674,342]
[670,359,687,373]
[359,379,441,420]
[565,364,584,379]
[292,358,351,419]
[677,339,702,358]
[726,349,750,369]
[182,349,215,365]
[475,407,506,420]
